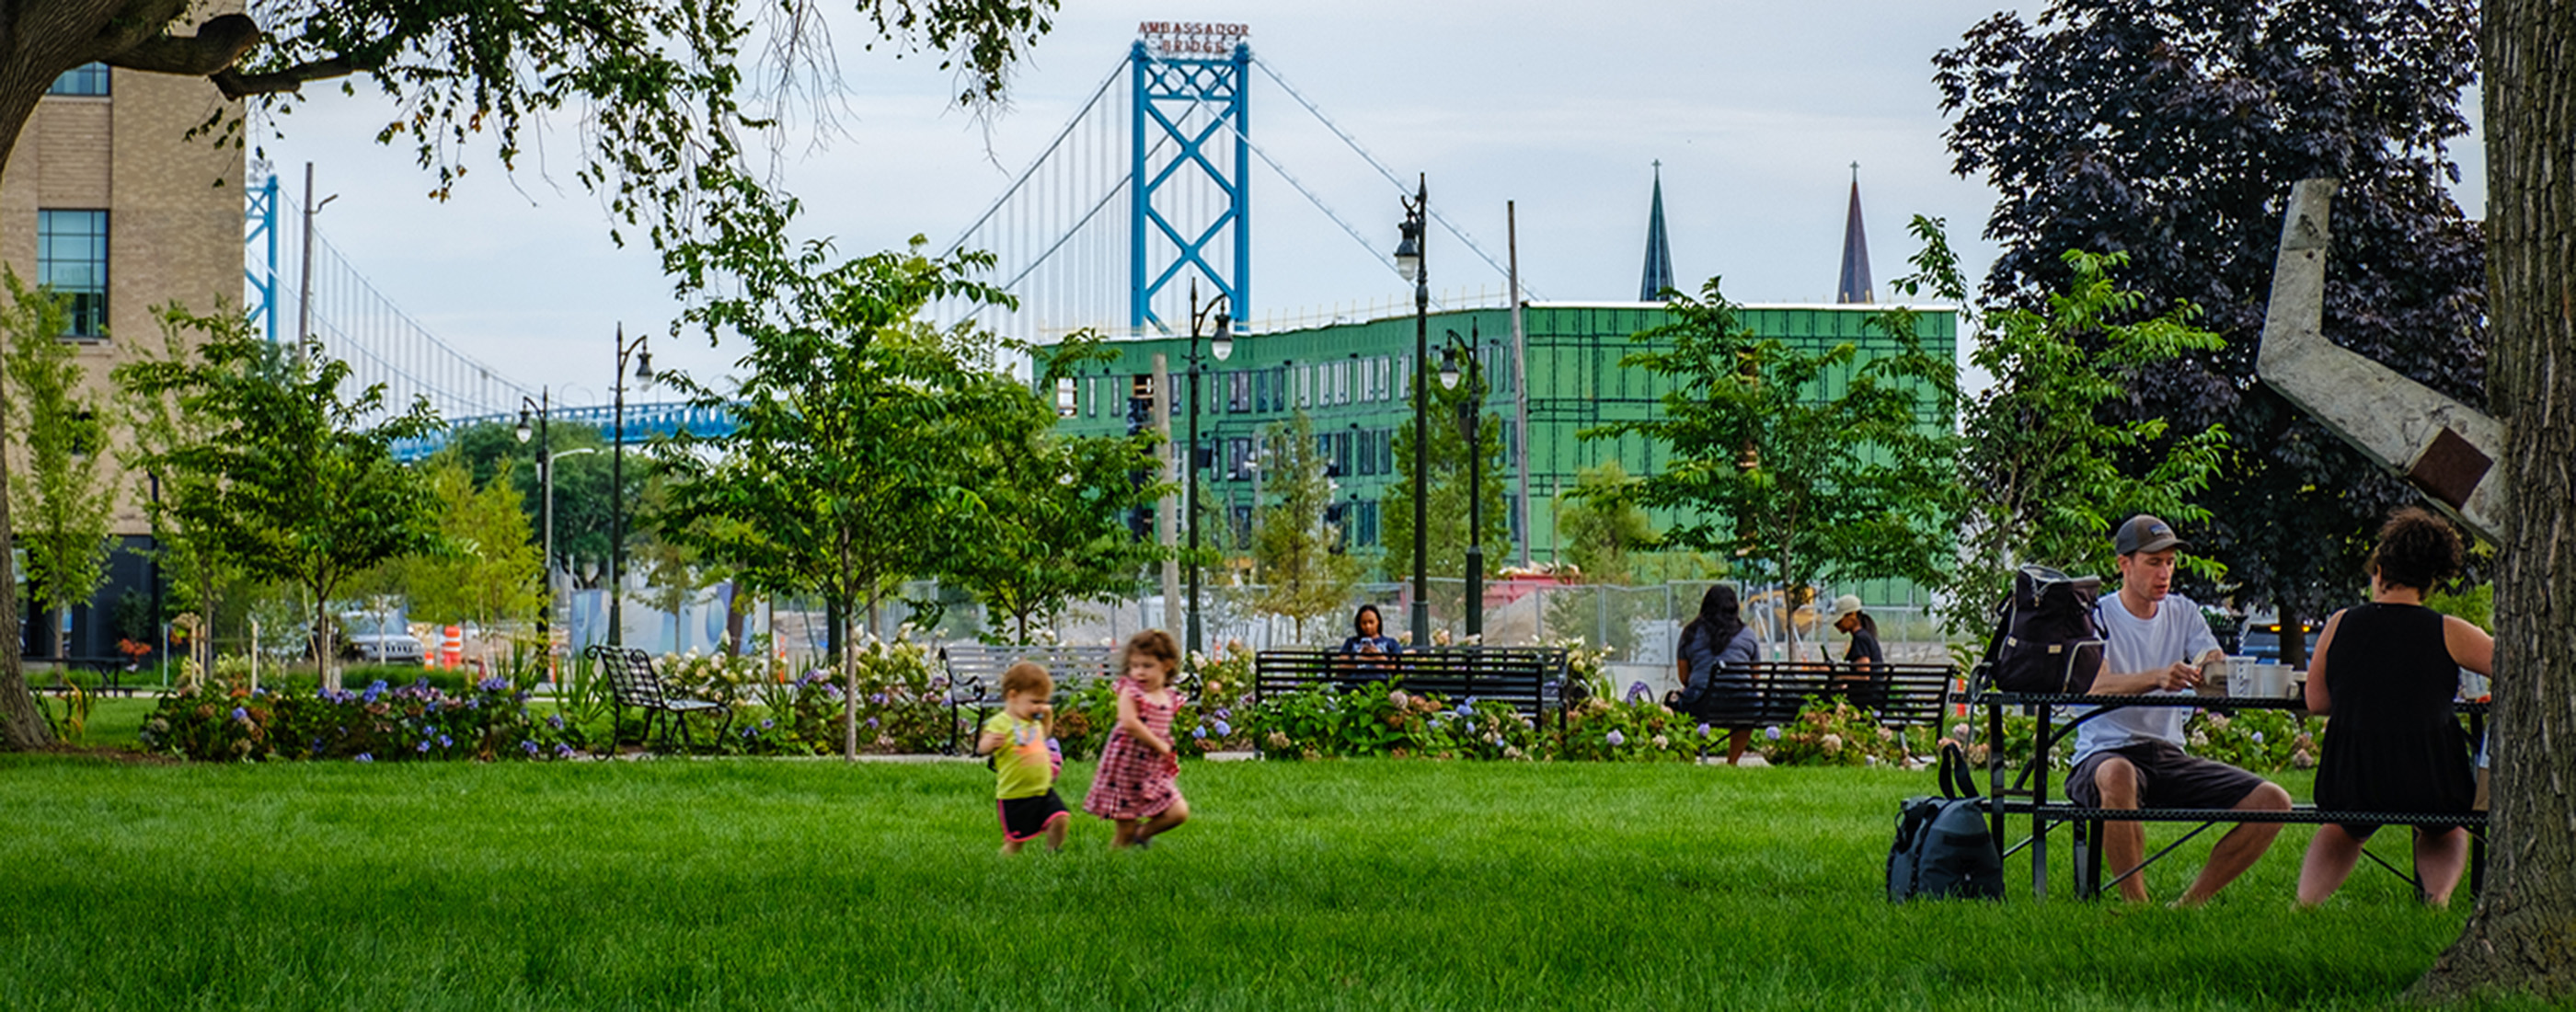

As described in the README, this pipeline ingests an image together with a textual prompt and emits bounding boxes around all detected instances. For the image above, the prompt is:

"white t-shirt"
[2070,591,2220,764]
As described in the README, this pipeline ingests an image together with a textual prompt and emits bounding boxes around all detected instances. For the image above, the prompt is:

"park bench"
[1673,661,1958,735]
[1251,646,1570,728]
[1976,691,2488,900]
[938,644,1120,755]
[583,645,732,751]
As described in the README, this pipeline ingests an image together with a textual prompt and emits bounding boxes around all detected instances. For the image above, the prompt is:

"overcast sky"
[249,1,2486,406]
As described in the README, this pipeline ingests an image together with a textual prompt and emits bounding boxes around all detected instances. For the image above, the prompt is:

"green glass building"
[1038,300,1957,604]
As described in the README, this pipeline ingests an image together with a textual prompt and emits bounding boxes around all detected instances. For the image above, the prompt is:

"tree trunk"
[2279,610,2309,673]
[2412,0,2576,999]
[0,360,52,748]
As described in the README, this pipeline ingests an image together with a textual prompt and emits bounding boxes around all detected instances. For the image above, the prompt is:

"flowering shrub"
[141,672,575,763]
[2187,707,2311,772]
[1558,696,1719,762]
[1239,682,1547,760]
[657,649,782,708]
[1935,707,2318,774]
[707,639,969,755]
[1754,697,1909,767]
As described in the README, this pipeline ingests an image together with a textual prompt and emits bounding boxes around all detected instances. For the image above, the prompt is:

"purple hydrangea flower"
[1765,726,1782,742]
[1626,682,1650,704]
[865,717,879,729]
[1192,727,1207,740]
[355,753,373,763]
[437,735,453,748]
[1606,730,1627,747]
[230,707,248,722]
[759,719,775,730]
[554,743,575,758]
[1697,723,1712,737]
[417,741,431,753]
[522,741,540,755]
[479,676,507,693]
[546,714,566,730]
[1213,719,1232,737]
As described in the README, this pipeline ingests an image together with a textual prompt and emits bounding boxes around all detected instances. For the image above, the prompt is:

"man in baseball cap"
[2067,514,2292,904]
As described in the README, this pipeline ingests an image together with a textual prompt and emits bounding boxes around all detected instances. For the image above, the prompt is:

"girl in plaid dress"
[1083,629,1190,848]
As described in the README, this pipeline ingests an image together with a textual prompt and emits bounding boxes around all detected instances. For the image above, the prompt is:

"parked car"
[2238,613,2320,667]
[339,611,424,664]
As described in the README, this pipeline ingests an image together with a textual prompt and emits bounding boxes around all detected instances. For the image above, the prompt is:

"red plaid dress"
[1082,678,1185,820]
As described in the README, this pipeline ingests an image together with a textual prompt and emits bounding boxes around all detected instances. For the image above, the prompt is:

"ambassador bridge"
[251,24,1523,454]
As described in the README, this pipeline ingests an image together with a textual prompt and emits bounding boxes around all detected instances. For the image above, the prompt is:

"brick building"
[1,63,243,661]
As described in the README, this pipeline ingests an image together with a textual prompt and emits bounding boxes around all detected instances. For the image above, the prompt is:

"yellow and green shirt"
[984,711,1052,800]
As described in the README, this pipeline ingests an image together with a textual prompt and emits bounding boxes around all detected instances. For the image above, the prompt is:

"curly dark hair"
[1122,628,1180,677]
[2369,507,2463,592]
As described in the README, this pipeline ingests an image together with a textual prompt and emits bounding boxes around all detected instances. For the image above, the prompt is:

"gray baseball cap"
[2114,514,2190,556]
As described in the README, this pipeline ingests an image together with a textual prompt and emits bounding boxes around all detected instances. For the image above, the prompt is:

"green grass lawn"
[0,750,2534,1011]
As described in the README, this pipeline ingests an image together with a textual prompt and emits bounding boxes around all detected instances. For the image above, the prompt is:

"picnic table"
[1975,690,2488,900]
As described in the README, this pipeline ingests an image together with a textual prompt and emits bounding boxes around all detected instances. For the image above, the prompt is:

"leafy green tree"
[652,240,1024,758]
[400,454,544,643]
[1887,218,2230,632]
[942,357,1167,642]
[1380,357,1511,630]
[1936,0,2486,665]
[114,306,259,686]
[1250,411,1362,643]
[115,320,442,692]
[1554,460,1653,585]
[1580,276,1956,655]
[2,273,115,660]
[0,2,1059,747]
[1544,460,1662,659]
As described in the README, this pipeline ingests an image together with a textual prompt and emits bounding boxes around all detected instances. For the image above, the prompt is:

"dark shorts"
[2068,741,2266,811]
[998,789,1069,842]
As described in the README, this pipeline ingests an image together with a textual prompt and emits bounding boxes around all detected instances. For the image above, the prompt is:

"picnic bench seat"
[584,645,731,751]
[938,644,1120,755]
[1672,661,1957,731]
[37,657,141,696]
[1252,647,1570,725]
[1976,690,2488,900]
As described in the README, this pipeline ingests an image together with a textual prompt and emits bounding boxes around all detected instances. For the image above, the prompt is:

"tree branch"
[210,55,371,100]
[98,11,259,77]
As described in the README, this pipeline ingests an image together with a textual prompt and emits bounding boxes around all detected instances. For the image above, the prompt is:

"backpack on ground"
[1972,564,2108,695]
[1887,742,2006,902]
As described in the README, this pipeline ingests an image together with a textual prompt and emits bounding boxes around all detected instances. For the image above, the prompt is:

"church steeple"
[1836,163,1873,304]
[1640,162,1674,301]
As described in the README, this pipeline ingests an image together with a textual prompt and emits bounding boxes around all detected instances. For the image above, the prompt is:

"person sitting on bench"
[1673,584,1761,765]
[2070,515,2294,905]
[2296,508,2491,907]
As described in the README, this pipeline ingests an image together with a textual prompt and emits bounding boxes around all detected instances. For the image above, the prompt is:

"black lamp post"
[1441,324,1484,641]
[1184,279,1235,657]
[609,325,652,648]
[514,389,553,658]
[1395,174,1430,644]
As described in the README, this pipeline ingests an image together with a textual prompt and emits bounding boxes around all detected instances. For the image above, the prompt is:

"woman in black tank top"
[2295,509,2493,907]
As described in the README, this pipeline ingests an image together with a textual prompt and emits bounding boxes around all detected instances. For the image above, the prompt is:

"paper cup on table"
[2253,663,2294,698]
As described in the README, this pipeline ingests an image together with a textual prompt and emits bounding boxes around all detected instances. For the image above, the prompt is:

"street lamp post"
[1395,174,1430,644]
[609,325,652,648]
[1441,325,1485,641]
[515,389,551,657]
[1184,278,1235,657]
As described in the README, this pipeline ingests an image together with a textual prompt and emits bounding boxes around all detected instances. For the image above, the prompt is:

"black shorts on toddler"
[998,789,1070,843]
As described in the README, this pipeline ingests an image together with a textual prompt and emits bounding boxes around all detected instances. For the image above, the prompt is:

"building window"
[48,63,109,97]
[38,210,108,339]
